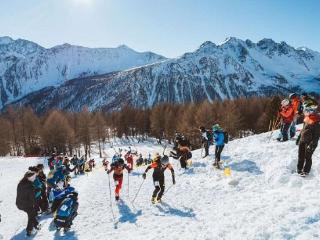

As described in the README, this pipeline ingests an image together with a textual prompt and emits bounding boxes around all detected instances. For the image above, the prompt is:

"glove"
[142,173,146,179]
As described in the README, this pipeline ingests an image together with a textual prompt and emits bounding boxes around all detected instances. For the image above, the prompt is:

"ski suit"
[107,162,130,198]
[144,161,175,201]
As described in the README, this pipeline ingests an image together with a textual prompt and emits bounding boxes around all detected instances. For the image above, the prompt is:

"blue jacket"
[214,131,225,146]
[47,168,65,187]
[33,177,43,199]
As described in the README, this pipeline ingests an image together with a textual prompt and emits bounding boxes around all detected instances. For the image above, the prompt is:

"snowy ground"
[0,129,320,240]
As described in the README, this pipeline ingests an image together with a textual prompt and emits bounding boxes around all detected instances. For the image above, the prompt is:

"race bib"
[115,180,119,186]
[60,205,68,211]
[154,181,160,186]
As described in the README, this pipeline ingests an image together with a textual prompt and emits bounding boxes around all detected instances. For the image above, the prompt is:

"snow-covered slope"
[0,36,165,108]
[11,37,320,112]
[1,128,320,239]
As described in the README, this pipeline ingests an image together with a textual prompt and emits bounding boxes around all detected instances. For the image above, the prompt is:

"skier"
[170,135,192,169]
[106,158,131,201]
[277,99,294,142]
[212,124,225,168]
[16,171,41,237]
[124,151,134,170]
[199,126,212,158]
[70,155,79,175]
[296,112,320,176]
[142,154,175,204]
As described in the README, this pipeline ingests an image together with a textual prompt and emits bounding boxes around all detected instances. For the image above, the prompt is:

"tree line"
[0,96,292,157]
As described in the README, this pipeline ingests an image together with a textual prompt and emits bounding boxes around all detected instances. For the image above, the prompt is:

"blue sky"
[0,0,319,57]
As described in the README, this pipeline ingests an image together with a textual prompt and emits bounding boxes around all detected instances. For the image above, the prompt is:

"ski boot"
[156,198,162,203]
[115,196,120,201]
[151,197,157,204]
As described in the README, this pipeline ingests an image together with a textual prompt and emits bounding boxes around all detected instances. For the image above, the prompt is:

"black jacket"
[300,123,320,149]
[16,179,36,211]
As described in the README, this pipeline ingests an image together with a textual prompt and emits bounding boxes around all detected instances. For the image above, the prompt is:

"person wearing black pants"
[16,171,41,236]
[215,145,224,163]
[143,155,175,203]
[199,126,210,158]
[296,113,320,176]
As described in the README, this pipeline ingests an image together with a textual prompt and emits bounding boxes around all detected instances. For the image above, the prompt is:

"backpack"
[206,130,213,142]
[223,131,229,144]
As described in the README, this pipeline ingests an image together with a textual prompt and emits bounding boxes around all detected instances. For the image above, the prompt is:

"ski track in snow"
[0,129,320,240]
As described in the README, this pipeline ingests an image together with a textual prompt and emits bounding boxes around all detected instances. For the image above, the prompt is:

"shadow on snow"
[155,202,196,218]
[229,160,263,175]
[117,200,142,224]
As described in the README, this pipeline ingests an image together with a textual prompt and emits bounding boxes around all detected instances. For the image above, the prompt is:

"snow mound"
[0,130,319,239]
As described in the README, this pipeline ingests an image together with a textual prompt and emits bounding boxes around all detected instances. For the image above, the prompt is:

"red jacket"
[279,105,294,123]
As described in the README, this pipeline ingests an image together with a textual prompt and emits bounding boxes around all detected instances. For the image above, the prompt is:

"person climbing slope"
[142,153,175,204]
[106,158,131,201]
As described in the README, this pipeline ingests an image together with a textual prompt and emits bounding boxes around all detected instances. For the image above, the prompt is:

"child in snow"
[16,171,41,237]
[296,112,320,176]
[143,154,175,204]
[106,158,131,201]
[212,124,225,168]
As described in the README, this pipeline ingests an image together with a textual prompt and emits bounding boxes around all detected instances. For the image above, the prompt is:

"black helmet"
[117,158,125,165]
[161,155,169,165]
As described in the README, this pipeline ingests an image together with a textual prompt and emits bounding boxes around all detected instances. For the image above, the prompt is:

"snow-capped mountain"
[5,37,320,112]
[0,36,166,108]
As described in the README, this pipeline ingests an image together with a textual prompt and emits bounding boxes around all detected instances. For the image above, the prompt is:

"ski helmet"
[281,99,290,107]
[161,155,169,165]
[117,158,125,165]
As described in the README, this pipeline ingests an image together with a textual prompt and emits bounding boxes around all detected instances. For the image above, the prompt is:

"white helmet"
[281,99,290,107]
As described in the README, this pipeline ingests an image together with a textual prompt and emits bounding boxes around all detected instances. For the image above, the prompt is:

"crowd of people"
[15,154,92,236]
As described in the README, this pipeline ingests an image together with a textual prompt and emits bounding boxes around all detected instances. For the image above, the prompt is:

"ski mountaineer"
[16,171,41,237]
[170,135,192,169]
[212,124,225,168]
[277,99,294,142]
[106,158,131,201]
[296,112,320,176]
[199,126,212,158]
[142,154,175,204]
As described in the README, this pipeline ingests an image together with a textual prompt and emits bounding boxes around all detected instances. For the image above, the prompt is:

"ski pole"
[131,178,145,204]
[164,184,174,195]
[127,172,130,199]
[107,174,116,223]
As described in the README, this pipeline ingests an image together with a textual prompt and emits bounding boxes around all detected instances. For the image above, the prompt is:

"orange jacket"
[291,97,301,115]
[279,105,294,123]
